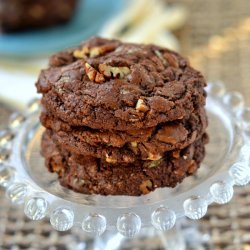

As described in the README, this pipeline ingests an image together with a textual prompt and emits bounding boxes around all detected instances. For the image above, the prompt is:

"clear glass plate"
[1,82,250,237]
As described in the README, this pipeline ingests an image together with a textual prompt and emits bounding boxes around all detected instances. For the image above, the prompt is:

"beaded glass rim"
[0,81,250,238]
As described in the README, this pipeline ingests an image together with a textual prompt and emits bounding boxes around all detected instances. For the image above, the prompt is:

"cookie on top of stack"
[36,37,208,196]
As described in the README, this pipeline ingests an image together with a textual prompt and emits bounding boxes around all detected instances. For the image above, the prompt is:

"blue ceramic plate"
[0,0,124,57]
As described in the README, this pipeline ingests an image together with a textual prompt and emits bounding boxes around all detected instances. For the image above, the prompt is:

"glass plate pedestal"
[0,82,250,249]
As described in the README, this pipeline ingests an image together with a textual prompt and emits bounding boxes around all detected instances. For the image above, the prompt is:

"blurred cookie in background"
[0,0,78,32]
[0,0,124,57]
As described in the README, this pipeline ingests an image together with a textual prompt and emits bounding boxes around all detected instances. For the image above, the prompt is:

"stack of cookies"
[36,37,208,196]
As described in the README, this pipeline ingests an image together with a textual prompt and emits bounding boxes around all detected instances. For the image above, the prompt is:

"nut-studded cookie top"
[36,37,207,130]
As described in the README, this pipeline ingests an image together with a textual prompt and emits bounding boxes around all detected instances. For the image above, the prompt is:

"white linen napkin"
[0,70,39,109]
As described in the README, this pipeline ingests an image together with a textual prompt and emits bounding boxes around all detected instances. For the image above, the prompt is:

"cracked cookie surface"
[37,37,206,130]
[0,0,78,32]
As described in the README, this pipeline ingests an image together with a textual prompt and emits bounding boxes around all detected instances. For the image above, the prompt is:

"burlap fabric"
[0,0,250,249]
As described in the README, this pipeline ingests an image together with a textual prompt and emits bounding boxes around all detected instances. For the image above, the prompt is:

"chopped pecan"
[136,99,149,112]
[172,150,180,159]
[173,168,185,178]
[147,152,162,161]
[183,155,188,160]
[74,44,116,59]
[85,63,105,83]
[95,72,106,83]
[154,50,168,66]
[144,158,163,168]
[187,160,197,174]
[51,162,63,175]
[89,47,102,57]
[89,44,116,57]
[73,47,89,59]
[164,53,179,68]
[155,124,188,145]
[99,64,130,79]
[130,142,138,154]
[105,153,117,164]
[131,141,138,148]
[85,63,96,80]
[140,180,153,194]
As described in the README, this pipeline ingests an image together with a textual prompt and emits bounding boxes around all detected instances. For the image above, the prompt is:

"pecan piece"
[99,64,130,79]
[89,44,116,57]
[136,99,149,112]
[172,150,180,159]
[154,50,168,66]
[144,158,163,168]
[85,63,105,83]
[187,160,197,174]
[130,141,139,154]
[89,47,101,57]
[74,44,116,59]
[95,72,106,83]
[164,53,179,68]
[105,153,117,164]
[183,155,188,160]
[155,124,188,145]
[147,152,162,161]
[73,47,89,59]
[140,180,153,194]
[131,141,138,148]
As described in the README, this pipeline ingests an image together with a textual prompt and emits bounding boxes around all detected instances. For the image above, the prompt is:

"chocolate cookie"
[0,0,78,32]
[37,37,209,196]
[42,130,208,196]
[36,37,207,131]
[42,107,207,163]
